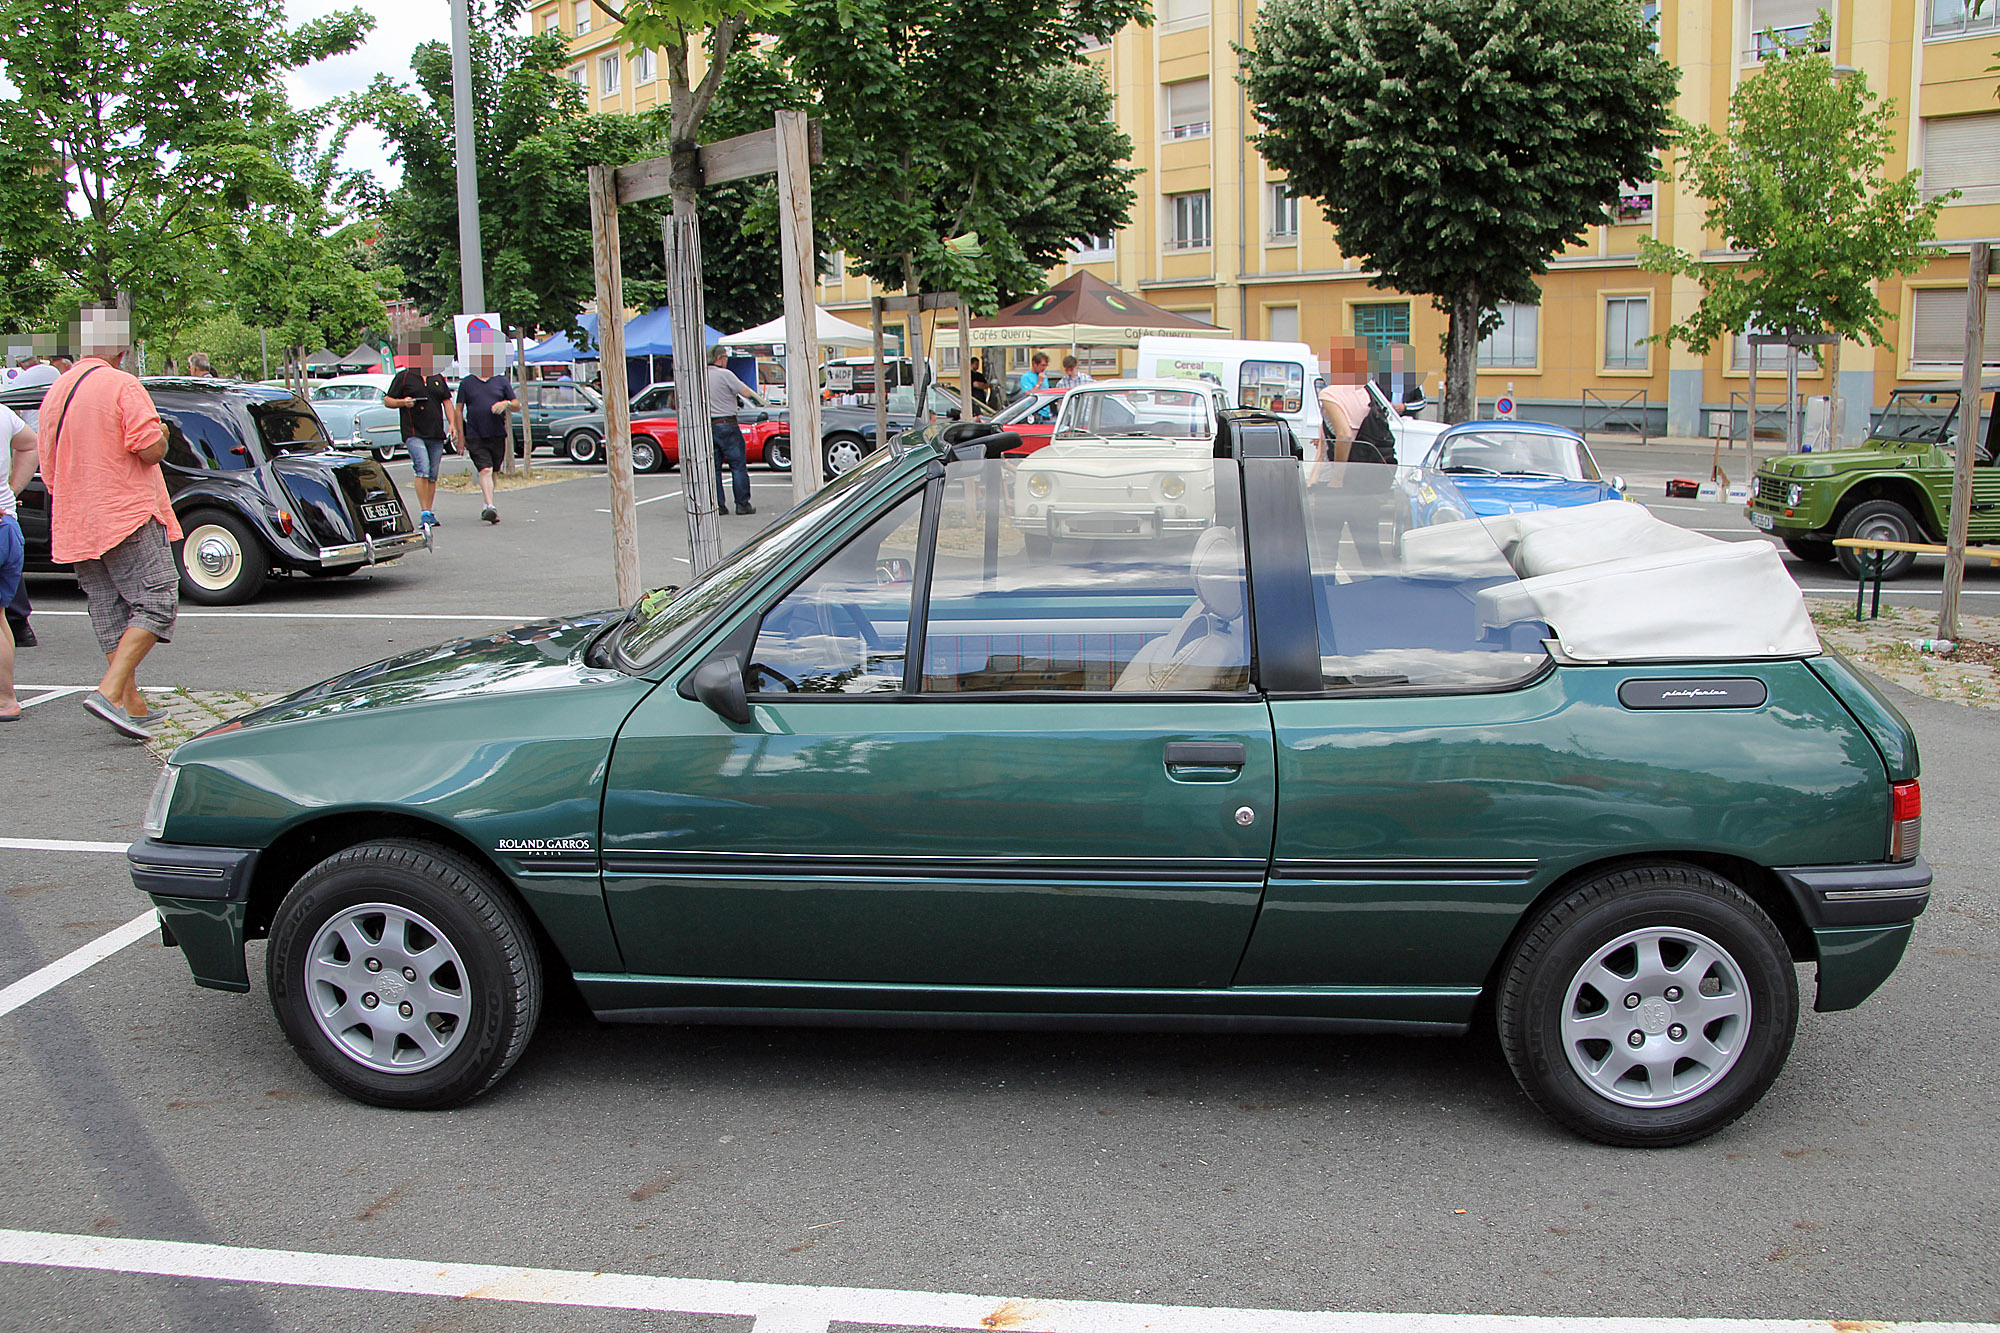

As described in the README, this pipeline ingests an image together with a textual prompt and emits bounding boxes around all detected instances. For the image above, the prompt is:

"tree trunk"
[1443,283,1482,425]
[667,178,723,576]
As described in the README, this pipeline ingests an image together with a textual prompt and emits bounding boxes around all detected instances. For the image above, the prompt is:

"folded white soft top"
[1400,501,1820,663]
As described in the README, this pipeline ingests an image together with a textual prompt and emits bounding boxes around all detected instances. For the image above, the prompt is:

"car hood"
[215,612,627,730]
[1450,476,1615,515]
[1761,444,1929,476]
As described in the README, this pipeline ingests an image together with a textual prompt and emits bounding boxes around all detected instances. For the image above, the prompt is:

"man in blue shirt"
[1015,352,1049,399]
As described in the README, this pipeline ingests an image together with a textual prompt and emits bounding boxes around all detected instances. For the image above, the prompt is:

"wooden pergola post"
[587,162,641,605]
[1940,241,1991,643]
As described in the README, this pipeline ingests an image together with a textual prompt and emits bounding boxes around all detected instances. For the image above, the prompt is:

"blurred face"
[1328,338,1367,385]
[472,348,496,377]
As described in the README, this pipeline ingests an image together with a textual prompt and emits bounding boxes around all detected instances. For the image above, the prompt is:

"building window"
[1159,0,1208,24]
[1353,302,1410,357]
[1266,305,1299,345]
[1604,296,1650,370]
[826,250,845,279]
[1070,233,1116,261]
[567,65,587,91]
[1614,181,1655,224]
[1164,79,1211,141]
[1747,1,1828,60]
[599,52,620,94]
[1922,113,2000,204]
[545,13,561,34]
[1731,325,1820,373]
[634,47,656,84]
[1167,192,1211,250]
[1910,289,2000,369]
[1642,1,1661,49]
[1478,301,1539,369]
[573,0,590,34]
[1927,0,2000,38]
[1268,183,1299,240]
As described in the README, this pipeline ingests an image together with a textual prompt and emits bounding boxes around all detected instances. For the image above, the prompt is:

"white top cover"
[719,307,878,348]
[1404,501,1820,663]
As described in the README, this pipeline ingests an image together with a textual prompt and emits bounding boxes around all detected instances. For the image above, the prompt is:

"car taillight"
[276,509,294,536]
[1890,779,1921,861]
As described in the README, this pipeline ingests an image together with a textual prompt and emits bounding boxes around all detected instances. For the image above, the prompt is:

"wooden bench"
[1832,538,2000,619]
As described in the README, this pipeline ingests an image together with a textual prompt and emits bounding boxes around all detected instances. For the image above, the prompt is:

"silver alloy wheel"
[1561,925,1751,1108]
[630,437,662,473]
[824,437,865,475]
[305,903,470,1074]
[183,522,246,594]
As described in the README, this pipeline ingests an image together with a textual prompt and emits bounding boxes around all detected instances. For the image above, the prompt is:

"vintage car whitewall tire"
[174,509,268,606]
[266,839,543,1110]
[565,429,604,465]
[1497,863,1797,1147]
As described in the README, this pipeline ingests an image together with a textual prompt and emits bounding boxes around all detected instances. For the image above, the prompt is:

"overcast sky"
[284,0,528,189]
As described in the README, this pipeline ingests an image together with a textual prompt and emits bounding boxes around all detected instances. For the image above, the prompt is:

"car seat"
[1112,527,1249,692]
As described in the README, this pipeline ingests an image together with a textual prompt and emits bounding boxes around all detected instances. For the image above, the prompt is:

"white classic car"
[1010,378,1234,553]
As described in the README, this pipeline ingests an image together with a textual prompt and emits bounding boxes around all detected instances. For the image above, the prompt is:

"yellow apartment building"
[536,0,2000,439]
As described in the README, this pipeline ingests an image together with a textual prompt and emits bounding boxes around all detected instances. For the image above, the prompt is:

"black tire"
[1835,500,1920,580]
[765,434,792,472]
[629,435,665,475]
[1496,862,1797,1147]
[266,838,542,1110]
[174,509,268,606]
[823,434,868,477]
[1784,536,1837,564]
[565,430,603,466]
[1022,532,1052,558]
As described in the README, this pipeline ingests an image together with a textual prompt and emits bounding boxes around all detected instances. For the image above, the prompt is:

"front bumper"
[1013,507,1211,540]
[128,839,256,993]
[1774,858,1932,1012]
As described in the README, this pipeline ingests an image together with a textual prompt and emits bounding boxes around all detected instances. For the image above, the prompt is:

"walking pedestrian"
[385,340,457,529]
[0,399,39,721]
[705,346,765,516]
[455,346,518,524]
[37,305,180,739]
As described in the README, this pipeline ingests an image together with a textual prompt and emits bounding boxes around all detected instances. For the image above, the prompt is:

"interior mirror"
[876,557,914,585]
[682,654,751,725]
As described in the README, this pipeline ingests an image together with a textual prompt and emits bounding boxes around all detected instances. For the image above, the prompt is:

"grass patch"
[437,468,589,494]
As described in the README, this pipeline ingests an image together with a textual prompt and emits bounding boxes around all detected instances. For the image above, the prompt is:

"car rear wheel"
[765,434,792,472]
[372,444,399,463]
[1783,536,1837,564]
[1835,500,1920,580]
[266,839,542,1110]
[1497,862,1796,1147]
[629,435,666,474]
[174,509,267,606]
[565,430,603,466]
[823,434,867,477]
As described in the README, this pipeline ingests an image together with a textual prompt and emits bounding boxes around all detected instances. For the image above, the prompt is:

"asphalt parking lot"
[2,446,1997,1332]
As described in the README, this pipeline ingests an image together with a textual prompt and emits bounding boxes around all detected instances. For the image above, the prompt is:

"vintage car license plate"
[1748,510,1774,530]
[362,501,400,523]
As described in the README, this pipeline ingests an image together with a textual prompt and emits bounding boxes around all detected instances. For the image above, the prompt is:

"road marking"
[31,611,535,622]
[1801,587,2000,597]
[0,914,157,1021]
[599,489,686,512]
[17,687,85,709]
[0,838,130,855]
[0,1228,1990,1333]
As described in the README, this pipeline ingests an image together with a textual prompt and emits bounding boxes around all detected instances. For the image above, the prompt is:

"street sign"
[1495,394,1515,419]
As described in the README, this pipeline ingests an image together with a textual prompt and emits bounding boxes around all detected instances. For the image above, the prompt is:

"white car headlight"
[1160,474,1186,500]
[143,765,180,840]
[1786,483,1803,507]
[1027,473,1052,499]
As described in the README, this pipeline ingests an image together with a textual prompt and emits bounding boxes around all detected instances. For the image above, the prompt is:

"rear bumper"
[315,526,429,569]
[1775,858,1932,1013]
[128,839,255,993]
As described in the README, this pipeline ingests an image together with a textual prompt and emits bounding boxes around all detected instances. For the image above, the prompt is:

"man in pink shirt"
[38,306,179,739]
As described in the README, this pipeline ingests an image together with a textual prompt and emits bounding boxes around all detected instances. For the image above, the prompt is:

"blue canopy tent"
[523,308,726,395]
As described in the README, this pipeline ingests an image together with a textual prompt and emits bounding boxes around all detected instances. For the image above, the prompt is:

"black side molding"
[127,838,258,903]
[1774,857,1932,928]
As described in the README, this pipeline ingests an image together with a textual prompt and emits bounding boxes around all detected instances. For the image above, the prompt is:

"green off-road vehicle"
[1749,380,2000,579]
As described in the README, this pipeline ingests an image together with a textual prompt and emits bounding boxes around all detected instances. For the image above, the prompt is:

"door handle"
[1165,741,1246,768]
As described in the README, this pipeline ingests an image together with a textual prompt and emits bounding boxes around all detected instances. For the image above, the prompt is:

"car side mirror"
[757,412,770,423]
[681,654,751,725]
[1612,475,1627,494]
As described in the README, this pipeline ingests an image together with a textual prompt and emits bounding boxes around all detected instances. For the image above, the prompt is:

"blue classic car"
[1415,421,1626,522]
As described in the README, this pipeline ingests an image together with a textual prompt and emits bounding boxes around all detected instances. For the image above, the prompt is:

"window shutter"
[1750,0,1826,30]
[1911,290,2000,368]
[1923,115,2000,203]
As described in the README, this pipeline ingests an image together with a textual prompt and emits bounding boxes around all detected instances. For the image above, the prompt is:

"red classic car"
[991,387,1070,458]
[627,411,787,475]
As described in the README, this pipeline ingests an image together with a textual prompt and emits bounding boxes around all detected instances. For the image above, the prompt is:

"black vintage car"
[5,377,427,605]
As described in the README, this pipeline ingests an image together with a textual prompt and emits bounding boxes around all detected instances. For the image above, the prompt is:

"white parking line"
[17,687,86,709]
[0,1228,1988,1333]
[0,913,157,1021]
[0,838,130,854]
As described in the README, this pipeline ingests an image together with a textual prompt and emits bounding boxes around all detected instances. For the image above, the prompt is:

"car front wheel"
[565,430,603,465]
[823,434,867,477]
[765,434,792,472]
[629,435,666,474]
[1496,862,1796,1147]
[174,509,268,606]
[1835,500,1920,580]
[266,839,542,1110]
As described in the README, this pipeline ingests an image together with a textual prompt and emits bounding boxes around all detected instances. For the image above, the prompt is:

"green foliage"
[157,310,273,381]
[1239,0,1673,417]
[1639,17,1951,355]
[776,0,1148,310]
[0,0,370,336]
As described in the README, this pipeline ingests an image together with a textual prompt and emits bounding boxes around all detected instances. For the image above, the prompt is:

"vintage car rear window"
[1301,464,1549,692]
[249,397,337,454]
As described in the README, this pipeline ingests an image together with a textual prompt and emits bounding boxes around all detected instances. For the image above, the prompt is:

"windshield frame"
[1432,427,1599,482]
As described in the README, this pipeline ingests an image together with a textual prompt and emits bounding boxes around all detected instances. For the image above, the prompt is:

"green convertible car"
[131,413,1930,1146]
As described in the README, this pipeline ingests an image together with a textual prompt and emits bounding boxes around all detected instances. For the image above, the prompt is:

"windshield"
[615,447,902,672]
[1057,387,1212,441]
[1434,429,1598,481]
[249,397,335,453]
[1870,391,1958,444]
[991,392,1061,426]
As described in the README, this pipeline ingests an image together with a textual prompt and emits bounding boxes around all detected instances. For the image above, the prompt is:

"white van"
[1135,336,1444,465]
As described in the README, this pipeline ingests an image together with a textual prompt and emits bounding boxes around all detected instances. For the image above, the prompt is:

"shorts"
[407,436,447,479]
[0,514,22,611]
[73,519,178,654]
[465,436,505,472]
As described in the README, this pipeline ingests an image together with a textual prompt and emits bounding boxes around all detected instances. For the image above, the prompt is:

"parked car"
[309,375,395,455]
[131,413,1928,1144]
[991,386,1069,457]
[1748,380,2000,579]
[1415,421,1627,523]
[7,377,426,605]
[548,382,785,473]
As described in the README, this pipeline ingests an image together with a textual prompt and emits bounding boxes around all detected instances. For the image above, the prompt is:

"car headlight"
[1027,473,1051,499]
[143,765,180,840]
[1786,483,1803,507]
[1160,474,1186,500]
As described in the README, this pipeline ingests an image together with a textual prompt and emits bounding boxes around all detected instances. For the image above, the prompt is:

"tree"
[1239,0,1674,421]
[1638,16,1951,415]
[776,0,1147,314]
[0,0,369,338]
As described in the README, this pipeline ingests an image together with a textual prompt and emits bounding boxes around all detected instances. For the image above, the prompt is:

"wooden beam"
[615,124,824,204]
[588,162,642,604]
[775,109,825,504]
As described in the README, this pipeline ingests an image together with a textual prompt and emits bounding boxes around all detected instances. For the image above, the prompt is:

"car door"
[600,454,1276,989]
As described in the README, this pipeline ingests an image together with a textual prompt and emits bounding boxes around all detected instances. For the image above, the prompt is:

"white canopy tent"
[719,306,876,348]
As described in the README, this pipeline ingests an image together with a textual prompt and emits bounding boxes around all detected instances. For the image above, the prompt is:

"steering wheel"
[749,664,799,692]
